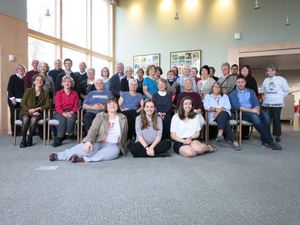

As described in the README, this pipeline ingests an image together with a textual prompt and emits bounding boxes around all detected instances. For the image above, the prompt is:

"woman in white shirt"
[261,65,290,142]
[203,82,241,150]
[170,96,217,157]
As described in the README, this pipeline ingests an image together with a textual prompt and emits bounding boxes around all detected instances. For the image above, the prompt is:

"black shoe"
[49,153,58,161]
[275,137,281,143]
[20,140,27,148]
[270,142,282,151]
[242,135,249,140]
[52,138,62,147]
[69,134,77,140]
[26,138,32,147]
[156,152,171,157]
[63,134,68,140]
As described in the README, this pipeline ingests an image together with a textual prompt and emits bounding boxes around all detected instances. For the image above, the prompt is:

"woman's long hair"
[178,96,196,120]
[141,99,159,131]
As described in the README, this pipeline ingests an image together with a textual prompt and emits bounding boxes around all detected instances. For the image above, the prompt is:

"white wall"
[114,0,300,77]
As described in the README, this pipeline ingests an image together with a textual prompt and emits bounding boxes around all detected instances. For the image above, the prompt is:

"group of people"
[7,59,289,162]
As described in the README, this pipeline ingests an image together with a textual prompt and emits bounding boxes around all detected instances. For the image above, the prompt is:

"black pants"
[263,107,282,136]
[214,111,235,142]
[82,112,97,133]
[7,99,21,135]
[161,113,171,140]
[121,110,139,140]
[129,140,171,157]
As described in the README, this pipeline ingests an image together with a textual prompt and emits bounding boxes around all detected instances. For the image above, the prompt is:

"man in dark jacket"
[109,62,125,99]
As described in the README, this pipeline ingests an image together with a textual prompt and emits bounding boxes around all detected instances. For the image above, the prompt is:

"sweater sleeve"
[24,73,32,90]
[55,91,64,114]
[230,91,241,110]
[20,89,31,112]
[165,94,172,114]
[225,76,236,94]
[72,92,79,113]
[250,89,260,108]
[281,77,290,98]
[135,116,142,137]
[82,113,103,143]
[203,94,210,111]
[7,76,15,98]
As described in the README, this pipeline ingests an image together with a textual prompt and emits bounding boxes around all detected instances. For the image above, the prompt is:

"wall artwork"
[170,50,201,76]
[133,53,160,76]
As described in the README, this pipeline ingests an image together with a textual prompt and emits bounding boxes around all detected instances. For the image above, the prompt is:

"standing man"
[49,59,64,85]
[24,59,39,90]
[230,75,282,150]
[231,64,239,79]
[109,62,125,99]
[75,62,88,83]
[55,58,80,96]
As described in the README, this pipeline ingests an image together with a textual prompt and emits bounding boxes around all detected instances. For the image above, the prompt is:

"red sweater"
[176,92,203,110]
[55,89,79,114]
[24,70,39,90]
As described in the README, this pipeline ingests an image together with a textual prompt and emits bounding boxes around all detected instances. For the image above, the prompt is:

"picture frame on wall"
[133,53,160,76]
[170,50,201,76]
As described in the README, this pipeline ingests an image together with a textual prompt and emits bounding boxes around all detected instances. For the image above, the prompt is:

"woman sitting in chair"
[170,96,217,157]
[19,74,50,148]
[49,97,128,162]
[203,82,241,150]
[52,76,79,147]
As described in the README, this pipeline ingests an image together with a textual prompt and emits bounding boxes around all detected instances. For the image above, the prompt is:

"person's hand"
[213,112,219,119]
[28,108,35,114]
[92,104,103,111]
[119,91,123,96]
[172,103,176,108]
[252,108,260,115]
[185,137,192,145]
[122,108,129,111]
[215,108,222,113]
[223,90,228,94]
[83,141,93,154]
[62,112,70,118]
[146,147,155,156]
[12,98,17,105]
[158,112,165,120]
[196,109,202,114]
[32,111,41,116]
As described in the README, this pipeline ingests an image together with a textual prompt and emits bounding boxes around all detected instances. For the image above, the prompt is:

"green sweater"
[20,87,50,119]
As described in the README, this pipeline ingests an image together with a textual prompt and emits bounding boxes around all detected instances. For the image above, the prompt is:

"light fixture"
[45,8,50,17]
[254,0,260,9]
[285,0,290,26]
[174,0,179,20]
[110,0,116,6]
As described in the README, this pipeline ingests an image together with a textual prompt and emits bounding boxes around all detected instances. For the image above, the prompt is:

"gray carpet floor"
[1,129,300,225]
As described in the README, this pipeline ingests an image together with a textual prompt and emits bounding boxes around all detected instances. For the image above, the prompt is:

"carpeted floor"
[1,128,300,225]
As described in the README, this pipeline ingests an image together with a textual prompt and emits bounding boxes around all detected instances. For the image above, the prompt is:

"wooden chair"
[238,110,254,146]
[204,110,238,144]
[14,108,47,146]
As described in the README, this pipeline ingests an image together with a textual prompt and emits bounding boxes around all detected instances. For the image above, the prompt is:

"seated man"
[82,78,112,132]
[230,75,282,150]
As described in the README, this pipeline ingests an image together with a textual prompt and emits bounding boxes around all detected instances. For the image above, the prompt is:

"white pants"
[57,142,120,162]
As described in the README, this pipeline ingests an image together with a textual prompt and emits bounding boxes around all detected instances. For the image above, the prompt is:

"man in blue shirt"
[82,78,112,132]
[230,75,282,150]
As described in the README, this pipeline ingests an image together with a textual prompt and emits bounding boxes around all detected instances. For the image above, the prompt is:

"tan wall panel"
[0,12,28,135]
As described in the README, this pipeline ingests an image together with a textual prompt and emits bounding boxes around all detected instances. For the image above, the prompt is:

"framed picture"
[170,50,201,76]
[133,53,160,76]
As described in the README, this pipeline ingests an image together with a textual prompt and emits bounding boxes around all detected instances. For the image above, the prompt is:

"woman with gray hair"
[7,64,27,136]
[203,82,241,150]
[261,65,290,143]
[80,68,96,100]
[38,62,55,99]
[118,79,144,145]
[218,62,236,95]
[121,66,134,92]
[19,74,50,147]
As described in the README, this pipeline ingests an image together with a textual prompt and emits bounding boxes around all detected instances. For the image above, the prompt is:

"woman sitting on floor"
[19,74,50,148]
[119,79,144,144]
[49,97,128,162]
[203,82,241,150]
[170,96,217,157]
[129,99,171,157]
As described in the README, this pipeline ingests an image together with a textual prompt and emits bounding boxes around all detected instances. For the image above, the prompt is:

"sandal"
[207,143,217,152]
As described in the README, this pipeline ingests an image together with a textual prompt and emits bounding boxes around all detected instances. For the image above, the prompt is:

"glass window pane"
[28,37,56,70]
[92,57,110,79]
[27,0,56,37]
[92,0,109,55]
[62,0,86,47]
[62,48,87,73]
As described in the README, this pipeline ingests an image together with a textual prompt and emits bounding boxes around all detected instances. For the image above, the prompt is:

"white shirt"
[103,116,120,144]
[170,114,200,138]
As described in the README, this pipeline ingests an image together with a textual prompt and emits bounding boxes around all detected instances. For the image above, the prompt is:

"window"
[27,0,113,74]
[28,37,56,69]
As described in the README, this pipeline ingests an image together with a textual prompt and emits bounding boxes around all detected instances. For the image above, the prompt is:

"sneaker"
[49,153,58,161]
[270,142,282,151]
[262,143,272,149]
[71,154,84,163]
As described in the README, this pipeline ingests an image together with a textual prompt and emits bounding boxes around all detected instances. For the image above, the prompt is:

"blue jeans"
[242,110,273,145]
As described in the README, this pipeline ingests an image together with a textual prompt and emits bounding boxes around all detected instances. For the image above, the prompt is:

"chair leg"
[47,123,50,146]
[13,124,17,146]
[77,124,80,144]
[250,126,253,141]
[239,124,242,146]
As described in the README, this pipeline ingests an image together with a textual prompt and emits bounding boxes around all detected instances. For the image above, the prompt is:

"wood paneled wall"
[0,12,28,135]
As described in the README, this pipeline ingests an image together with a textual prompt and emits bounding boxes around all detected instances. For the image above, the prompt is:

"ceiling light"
[174,0,179,20]
[110,0,116,6]
[254,0,260,9]
[285,0,290,26]
[45,9,50,17]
